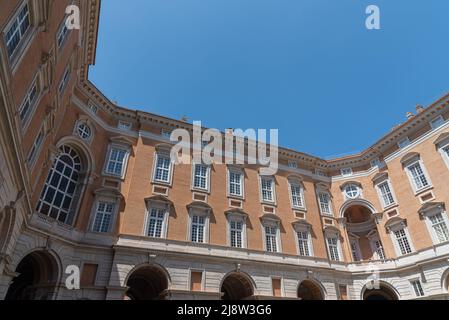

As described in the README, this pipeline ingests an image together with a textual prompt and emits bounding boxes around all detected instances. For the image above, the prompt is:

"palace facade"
[1,0,449,300]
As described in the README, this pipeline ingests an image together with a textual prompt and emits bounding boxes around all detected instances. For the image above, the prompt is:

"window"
[228,170,243,197]
[290,183,304,208]
[92,202,115,233]
[378,181,395,207]
[430,116,444,129]
[372,239,386,260]
[19,78,38,127]
[327,236,340,261]
[193,164,208,190]
[117,121,131,131]
[370,158,381,168]
[27,128,44,165]
[77,123,91,141]
[407,161,430,191]
[394,228,412,255]
[261,177,274,202]
[297,230,310,256]
[154,154,171,183]
[265,225,278,252]
[57,19,69,48]
[88,102,98,114]
[411,280,425,297]
[288,161,297,168]
[230,220,243,248]
[344,184,360,199]
[36,145,81,224]
[5,2,31,59]
[341,168,353,176]
[318,192,332,215]
[428,212,449,243]
[398,137,410,149]
[58,66,71,95]
[191,215,205,243]
[315,169,327,177]
[350,239,360,261]
[105,147,127,177]
[146,207,166,238]
[161,128,171,139]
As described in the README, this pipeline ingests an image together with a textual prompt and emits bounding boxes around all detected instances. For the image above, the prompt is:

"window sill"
[191,187,210,194]
[102,172,125,181]
[227,194,245,201]
[414,185,433,196]
[382,203,398,212]
[151,180,172,187]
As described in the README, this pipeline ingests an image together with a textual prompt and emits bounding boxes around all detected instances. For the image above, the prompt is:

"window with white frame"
[27,127,44,165]
[427,212,449,243]
[228,169,243,197]
[377,180,395,207]
[154,153,172,183]
[76,122,92,141]
[193,164,209,191]
[58,65,71,95]
[398,137,411,149]
[393,228,413,255]
[430,116,444,129]
[406,161,430,191]
[371,238,386,260]
[290,182,304,209]
[146,207,166,238]
[341,168,353,176]
[261,177,275,203]
[326,235,341,261]
[264,225,279,252]
[191,214,205,243]
[370,158,382,168]
[296,230,311,257]
[411,279,425,297]
[117,121,131,131]
[57,18,70,48]
[229,219,243,248]
[92,201,115,233]
[288,160,297,168]
[105,147,128,177]
[318,192,332,215]
[344,184,360,199]
[19,77,38,127]
[88,102,98,114]
[5,2,31,59]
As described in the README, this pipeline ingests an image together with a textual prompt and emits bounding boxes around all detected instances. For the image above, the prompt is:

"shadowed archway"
[221,272,254,300]
[363,284,399,300]
[297,280,324,300]
[125,265,169,300]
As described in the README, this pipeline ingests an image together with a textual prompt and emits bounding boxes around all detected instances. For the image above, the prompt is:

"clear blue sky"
[89,0,449,159]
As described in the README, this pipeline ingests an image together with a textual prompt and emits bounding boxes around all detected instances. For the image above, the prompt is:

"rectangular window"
[190,271,203,292]
[117,121,131,131]
[297,231,310,256]
[370,158,381,168]
[430,116,444,129]
[19,78,38,127]
[372,239,386,260]
[5,2,30,58]
[265,226,278,252]
[444,146,449,159]
[394,228,412,255]
[193,164,208,190]
[327,236,340,261]
[378,181,395,207]
[27,128,44,164]
[341,168,353,176]
[161,128,171,138]
[407,162,429,191]
[290,184,304,208]
[318,192,331,215]
[92,202,115,233]
[57,20,69,48]
[398,137,410,149]
[58,66,71,95]
[288,161,297,168]
[88,102,98,114]
[272,278,282,297]
[429,213,449,243]
[154,154,171,183]
[146,207,165,238]
[411,280,425,297]
[229,171,242,197]
[261,178,274,202]
[105,147,127,177]
[191,215,205,243]
[230,220,243,248]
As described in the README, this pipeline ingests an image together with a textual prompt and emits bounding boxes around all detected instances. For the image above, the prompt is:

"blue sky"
[89,0,449,158]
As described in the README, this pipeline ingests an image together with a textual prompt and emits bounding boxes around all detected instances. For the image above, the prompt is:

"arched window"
[36,145,82,224]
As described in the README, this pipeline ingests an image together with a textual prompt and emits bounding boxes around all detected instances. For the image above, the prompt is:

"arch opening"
[5,250,59,300]
[221,273,254,300]
[297,280,324,300]
[363,284,398,300]
[125,265,169,300]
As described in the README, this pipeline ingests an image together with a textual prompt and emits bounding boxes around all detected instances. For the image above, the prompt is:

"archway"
[297,280,324,300]
[363,284,398,300]
[221,272,254,300]
[125,265,169,300]
[5,250,60,300]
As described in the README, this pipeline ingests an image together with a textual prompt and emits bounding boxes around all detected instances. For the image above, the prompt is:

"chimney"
[406,111,414,119]
[415,105,424,113]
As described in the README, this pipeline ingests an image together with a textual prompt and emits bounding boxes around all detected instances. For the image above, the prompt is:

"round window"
[77,123,91,140]
[345,185,360,199]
